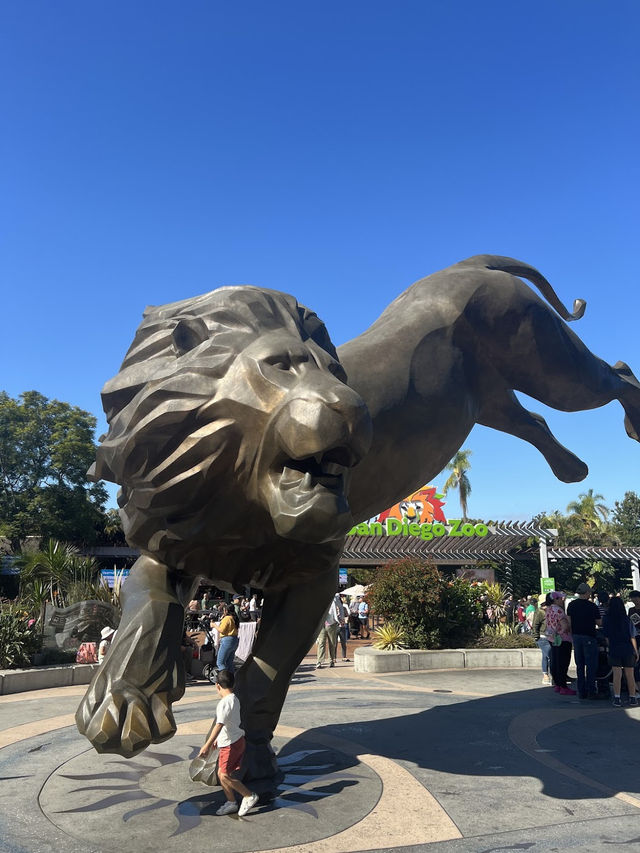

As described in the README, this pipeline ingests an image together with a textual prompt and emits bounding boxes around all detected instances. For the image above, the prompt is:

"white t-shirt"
[215,693,244,747]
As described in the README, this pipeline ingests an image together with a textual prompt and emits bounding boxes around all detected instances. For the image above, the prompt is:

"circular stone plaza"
[2,648,640,853]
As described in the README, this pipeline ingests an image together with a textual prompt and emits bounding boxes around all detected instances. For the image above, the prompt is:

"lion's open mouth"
[274,447,352,509]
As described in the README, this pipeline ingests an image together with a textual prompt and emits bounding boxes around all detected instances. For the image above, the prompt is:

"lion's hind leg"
[613,361,640,441]
[478,389,588,483]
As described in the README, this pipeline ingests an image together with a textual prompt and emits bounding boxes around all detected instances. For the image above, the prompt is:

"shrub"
[473,630,536,649]
[0,606,40,669]
[36,647,78,665]
[368,558,442,648]
[439,577,484,648]
[367,559,485,649]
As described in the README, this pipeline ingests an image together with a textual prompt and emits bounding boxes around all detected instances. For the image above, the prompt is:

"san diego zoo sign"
[347,484,488,540]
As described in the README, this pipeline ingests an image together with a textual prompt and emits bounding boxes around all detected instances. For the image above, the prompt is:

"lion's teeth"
[281,466,304,488]
[302,471,313,488]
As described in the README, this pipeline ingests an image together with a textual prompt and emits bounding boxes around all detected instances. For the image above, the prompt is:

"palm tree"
[566,489,609,529]
[443,449,472,520]
[102,508,126,545]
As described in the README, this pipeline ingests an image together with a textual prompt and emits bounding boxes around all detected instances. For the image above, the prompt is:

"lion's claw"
[76,683,177,757]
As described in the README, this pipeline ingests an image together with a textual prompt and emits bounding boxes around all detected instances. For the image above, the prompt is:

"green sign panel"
[540,577,555,594]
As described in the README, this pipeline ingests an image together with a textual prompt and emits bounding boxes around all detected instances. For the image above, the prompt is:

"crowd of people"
[179,592,264,679]
[187,592,262,625]
[508,587,640,705]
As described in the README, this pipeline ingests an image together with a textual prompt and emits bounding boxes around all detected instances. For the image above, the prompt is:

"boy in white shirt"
[198,670,259,816]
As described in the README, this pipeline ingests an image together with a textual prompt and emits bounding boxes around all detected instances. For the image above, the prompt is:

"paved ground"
[1,644,640,853]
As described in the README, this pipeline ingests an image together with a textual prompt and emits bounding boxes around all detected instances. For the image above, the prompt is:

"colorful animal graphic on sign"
[376,486,447,526]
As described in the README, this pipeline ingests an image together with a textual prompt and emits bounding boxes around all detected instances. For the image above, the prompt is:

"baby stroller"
[349,610,361,639]
[594,630,612,699]
[188,616,219,684]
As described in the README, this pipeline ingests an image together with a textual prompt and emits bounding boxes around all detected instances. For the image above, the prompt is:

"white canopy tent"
[341,583,370,597]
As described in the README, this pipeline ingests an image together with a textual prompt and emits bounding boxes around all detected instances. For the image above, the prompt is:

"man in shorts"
[198,670,260,816]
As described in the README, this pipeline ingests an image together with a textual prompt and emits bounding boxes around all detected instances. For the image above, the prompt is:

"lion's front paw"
[76,679,177,757]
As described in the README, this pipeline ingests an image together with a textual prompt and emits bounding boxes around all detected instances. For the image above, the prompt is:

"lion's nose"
[274,381,372,465]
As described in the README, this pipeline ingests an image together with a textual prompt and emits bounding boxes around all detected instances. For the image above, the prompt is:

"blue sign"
[100,568,130,588]
[339,568,348,586]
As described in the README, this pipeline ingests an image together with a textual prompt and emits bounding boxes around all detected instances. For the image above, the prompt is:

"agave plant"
[372,622,407,650]
[483,582,507,626]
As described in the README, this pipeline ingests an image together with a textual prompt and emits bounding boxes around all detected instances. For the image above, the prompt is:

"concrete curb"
[354,646,542,673]
[0,664,98,695]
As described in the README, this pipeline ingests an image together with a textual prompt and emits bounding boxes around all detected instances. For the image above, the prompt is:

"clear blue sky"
[2,1,639,520]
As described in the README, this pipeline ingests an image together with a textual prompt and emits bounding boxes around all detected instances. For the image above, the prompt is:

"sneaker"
[558,687,577,695]
[216,801,239,816]
[238,792,259,816]
[629,696,638,707]
[342,658,350,662]
[613,696,622,707]
[315,664,323,669]
[329,661,335,668]
[542,675,551,685]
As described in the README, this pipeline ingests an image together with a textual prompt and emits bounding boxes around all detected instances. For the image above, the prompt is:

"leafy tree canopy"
[612,491,640,547]
[0,391,107,547]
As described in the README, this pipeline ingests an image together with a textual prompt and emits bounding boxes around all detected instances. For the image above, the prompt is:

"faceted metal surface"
[77,256,640,777]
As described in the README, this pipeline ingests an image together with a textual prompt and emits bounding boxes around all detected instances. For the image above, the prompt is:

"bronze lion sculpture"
[77,255,640,778]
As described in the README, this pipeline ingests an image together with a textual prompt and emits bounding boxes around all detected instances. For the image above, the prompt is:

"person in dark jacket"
[567,583,602,700]
[602,596,638,707]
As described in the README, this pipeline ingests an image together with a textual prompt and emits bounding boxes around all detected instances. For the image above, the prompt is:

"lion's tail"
[458,254,586,322]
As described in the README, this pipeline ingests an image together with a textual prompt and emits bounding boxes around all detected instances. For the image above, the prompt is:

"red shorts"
[218,737,245,774]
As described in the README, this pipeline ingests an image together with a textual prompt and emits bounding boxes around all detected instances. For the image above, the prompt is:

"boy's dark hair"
[216,669,235,689]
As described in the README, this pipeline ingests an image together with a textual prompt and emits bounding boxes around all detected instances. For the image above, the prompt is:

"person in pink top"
[545,591,576,695]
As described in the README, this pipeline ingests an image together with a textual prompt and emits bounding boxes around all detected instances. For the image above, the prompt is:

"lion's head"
[91,286,372,577]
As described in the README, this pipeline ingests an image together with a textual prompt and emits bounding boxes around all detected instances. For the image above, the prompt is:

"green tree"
[612,491,640,546]
[571,559,617,592]
[0,391,107,546]
[442,449,472,520]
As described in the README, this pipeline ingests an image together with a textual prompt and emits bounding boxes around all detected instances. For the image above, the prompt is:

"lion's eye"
[171,317,209,356]
[264,355,294,371]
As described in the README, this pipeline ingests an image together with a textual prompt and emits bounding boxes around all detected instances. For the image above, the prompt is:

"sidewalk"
[1,663,640,852]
